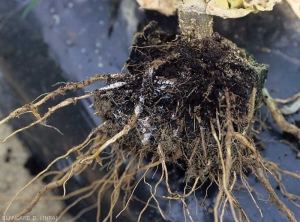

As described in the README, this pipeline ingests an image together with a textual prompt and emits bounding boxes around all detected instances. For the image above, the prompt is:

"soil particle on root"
[3,20,299,222]
[94,21,267,181]
[94,22,278,221]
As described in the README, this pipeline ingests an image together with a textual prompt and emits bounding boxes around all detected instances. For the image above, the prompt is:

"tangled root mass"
[4,20,300,222]
[94,21,267,181]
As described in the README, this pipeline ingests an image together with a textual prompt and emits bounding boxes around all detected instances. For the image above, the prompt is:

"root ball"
[94,21,267,180]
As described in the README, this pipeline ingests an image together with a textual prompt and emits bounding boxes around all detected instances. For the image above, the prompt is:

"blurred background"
[0,0,299,221]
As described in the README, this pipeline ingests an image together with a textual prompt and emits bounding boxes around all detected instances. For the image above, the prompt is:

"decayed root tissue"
[1,21,300,222]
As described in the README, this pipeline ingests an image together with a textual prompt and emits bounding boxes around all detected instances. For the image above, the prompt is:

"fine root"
[1,82,300,222]
[255,167,296,222]
[1,93,93,143]
[1,34,300,222]
[0,74,122,126]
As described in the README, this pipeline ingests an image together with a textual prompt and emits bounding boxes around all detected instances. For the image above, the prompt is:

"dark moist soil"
[94,21,267,179]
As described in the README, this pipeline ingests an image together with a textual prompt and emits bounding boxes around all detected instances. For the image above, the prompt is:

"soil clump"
[94,21,267,181]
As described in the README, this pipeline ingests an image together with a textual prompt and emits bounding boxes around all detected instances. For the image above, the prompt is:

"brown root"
[1,93,93,143]
[1,25,300,222]
[262,88,300,141]
[2,82,300,222]
[0,74,122,126]
[255,167,296,222]
[274,91,300,104]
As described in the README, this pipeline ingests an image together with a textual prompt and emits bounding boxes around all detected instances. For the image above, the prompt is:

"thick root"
[262,88,300,141]
[2,94,300,222]
[1,51,300,222]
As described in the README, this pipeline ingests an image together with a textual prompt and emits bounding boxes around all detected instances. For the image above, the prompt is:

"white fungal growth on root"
[157,80,174,85]
[135,105,142,115]
[138,116,155,145]
[173,127,179,137]
[141,133,152,145]
[155,78,175,93]
[135,96,145,116]
[99,82,126,91]
[139,96,145,104]
[148,67,154,77]
[139,117,150,133]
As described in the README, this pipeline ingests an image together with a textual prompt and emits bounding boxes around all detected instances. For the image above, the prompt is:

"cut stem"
[178,1,213,40]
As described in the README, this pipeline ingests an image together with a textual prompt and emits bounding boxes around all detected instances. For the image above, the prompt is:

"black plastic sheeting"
[0,0,299,221]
